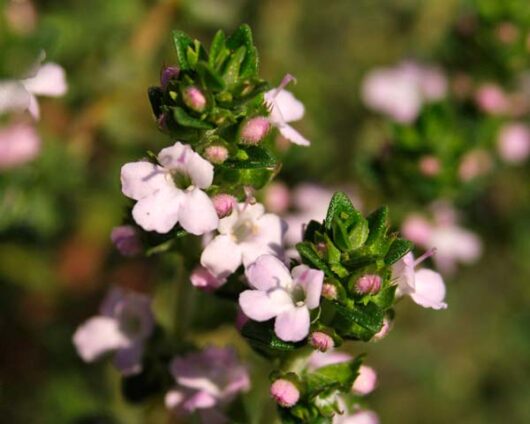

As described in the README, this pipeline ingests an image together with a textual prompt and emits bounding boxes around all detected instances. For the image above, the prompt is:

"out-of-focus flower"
[165,346,249,421]
[474,83,510,116]
[334,410,380,424]
[418,155,441,177]
[200,203,285,278]
[0,60,67,119]
[265,74,310,146]
[5,0,37,34]
[264,181,290,214]
[496,22,519,44]
[239,255,323,342]
[361,62,447,123]
[497,123,530,164]
[352,365,377,395]
[392,252,447,310]
[110,225,142,257]
[307,350,353,371]
[270,379,300,407]
[120,142,218,235]
[73,287,154,375]
[190,266,226,291]
[458,149,493,181]
[0,122,40,169]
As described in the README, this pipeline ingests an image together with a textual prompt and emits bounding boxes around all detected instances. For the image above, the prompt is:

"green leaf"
[226,24,258,78]
[241,321,298,357]
[348,217,369,251]
[372,284,397,309]
[365,206,389,250]
[324,192,357,232]
[209,30,226,68]
[196,61,225,91]
[222,145,276,169]
[296,242,334,278]
[172,107,213,129]
[306,356,363,396]
[384,238,413,265]
[222,46,246,86]
[333,302,384,340]
[172,31,194,70]
[331,218,352,251]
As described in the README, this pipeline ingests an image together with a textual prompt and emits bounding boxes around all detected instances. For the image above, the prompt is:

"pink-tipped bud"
[110,225,141,257]
[161,66,180,89]
[355,274,382,295]
[204,145,229,164]
[240,116,270,145]
[190,266,226,291]
[183,86,207,112]
[212,194,237,218]
[352,365,378,395]
[322,283,338,300]
[419,155,441,176]
[309,332,334,352]
[372,316,392,342]
[270,379,300,407]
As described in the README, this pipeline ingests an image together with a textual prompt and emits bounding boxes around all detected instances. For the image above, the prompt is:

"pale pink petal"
[401,215,433,246]
[165,389,185,409]
[114,343,144,376]
[185,151,214,189]
[274,307,310,342]
[132,187,182,233]
[158,142,213,189]
[120,161,170,201]
[308,351,352,371]
[0,81,31,114]
[239,289,294,321]
[27,94,39,119]
[0,122,40,169]
[257,213,286,247]
[278,124,310,146]
[411,269,447,309]
[291,265,323,309]
[73,316,129,362]
[22,63,67,96]
[245,255,292,291]
[337,410,380,424]
[392,252,416,296]
[352,365,377,395]
[182,390,217,411]
[178,188,218,235]
[201,235,242,277]
[265,89,305,123]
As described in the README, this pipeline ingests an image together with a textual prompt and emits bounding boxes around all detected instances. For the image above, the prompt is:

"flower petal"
[114,343,144,376]
[132,187,182,233]
[201,234,242,278]
[21,63,67,97]
[73,316,129,362]
[265,89,305,123]
[411,269,447,310]
[245,255,292,291]
[0,123,40,169]
[291,265,323,309]
[121,161,170,201]
[0,81,31,114]
[27,94,40,119]
[274,307,310,342]
[278,124,310,146]
[239,289,293,321]
[158,142,213,189]
[178,188,218,235]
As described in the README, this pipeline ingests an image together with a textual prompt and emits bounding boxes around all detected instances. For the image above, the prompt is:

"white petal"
[274,307,310,342]
[392,252,416,296]
[201,235,242,277]
[121,161,170,201]
[0,81,31,114]
[21,63,67,96]
[158,142,213,189]
[291,265,323,309]
[278,124,310,146]
[256,213,286,247]
[27,94,40,119]
[245,255,292,291]
[239,289,294,321]
[411,269,447,309]
[132,187,182,233]
[178,188,219,235]
[265,89,305,123]
[73,316,129,362]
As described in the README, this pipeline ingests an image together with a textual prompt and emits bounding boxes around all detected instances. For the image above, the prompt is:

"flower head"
[497,123,530,164]
[0,122,40,169]
[239,255,324,342]
[120,142,218,235]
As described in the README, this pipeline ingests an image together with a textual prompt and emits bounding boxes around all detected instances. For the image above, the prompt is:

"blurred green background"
[1,0,529,423]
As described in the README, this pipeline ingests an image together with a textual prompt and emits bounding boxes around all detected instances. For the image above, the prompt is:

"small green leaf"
[325,192,357,232]
[172,31,194,70]
[173,107,213,129]
[306,356,363,396]
[372,284,397,309]
[222,146,276,169]
[333,302,384,340]
[196,61,225,91]
[384,238,413,265]
[296,242,334,278]
[241,321,298,357]
[226,24,258,78]
[209,30,226,68]
[222,46,246,86]
[348,217,369,250]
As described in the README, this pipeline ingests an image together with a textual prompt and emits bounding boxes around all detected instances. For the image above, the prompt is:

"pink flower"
[0,122,40,169]
[200,202,285,278]
[475,84,510,115]
[239,255,323,342]
[270,379,300,407]
[166,346,249,419]
[392,252,447,310]
[497,123,530,164]
[110,225,142,257]
[264,182,290,214]
[120,142,218,235]
[265,74,310,146]
[73,287,154,375]
[352,365,377,395]
[190,266,226,291]
[0,60,67,120]
[334,410,380,424]
[419,155,441,176]
[458,149,492,181]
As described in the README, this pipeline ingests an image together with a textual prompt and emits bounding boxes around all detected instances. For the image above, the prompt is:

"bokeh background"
[1,0,530,423]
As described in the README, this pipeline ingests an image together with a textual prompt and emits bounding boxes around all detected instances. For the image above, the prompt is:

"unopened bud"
[309,332,334,352]
[204,145,229,164]
[240,116,270,145]
[355,274,382,295]
[322,283,338,300]
[270,379,300,407]
[183,86,207,112]
[110,225,141,257]
[161,66,180,89]
[212,194,237,218]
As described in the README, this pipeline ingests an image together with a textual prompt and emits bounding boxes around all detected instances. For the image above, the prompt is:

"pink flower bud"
[419,155,441,176]
[212,194,237,218]
[270,379,300,407]
[240,116,270,144]
[497,123,530,164]
[322,283,338,300]
[355,274,382,295]
[264,182,290,214]
[183,86,207,112]
[190,266,226,291]
[309,332,334,352]
[352,365,377,395]
[110,225,141,257]
[160,66,180,89]
[204,145,229,164]
[372,316,392,342]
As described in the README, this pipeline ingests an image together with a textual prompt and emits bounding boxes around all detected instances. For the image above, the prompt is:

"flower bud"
[371,316,392,342]
[321,283,338,300]
[355,274,382,295]
[240,116,270,145]
[110,225,141,257]
[190,266,226,291]
[352,365,377,395]
[160,66,180,89]
[212,194,237,218]
[270,379,300,407]
[309,332,334,352]
[183,86,207,112]
[204,145,229,164]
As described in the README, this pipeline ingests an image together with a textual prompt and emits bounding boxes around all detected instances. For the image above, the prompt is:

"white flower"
[73,287,154,375]
[120,142,218,235]
[0,59,67,120]
[392,252,447,310]
[239,255,324,342]
[200,202,285,278]
[264,74,310,146]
